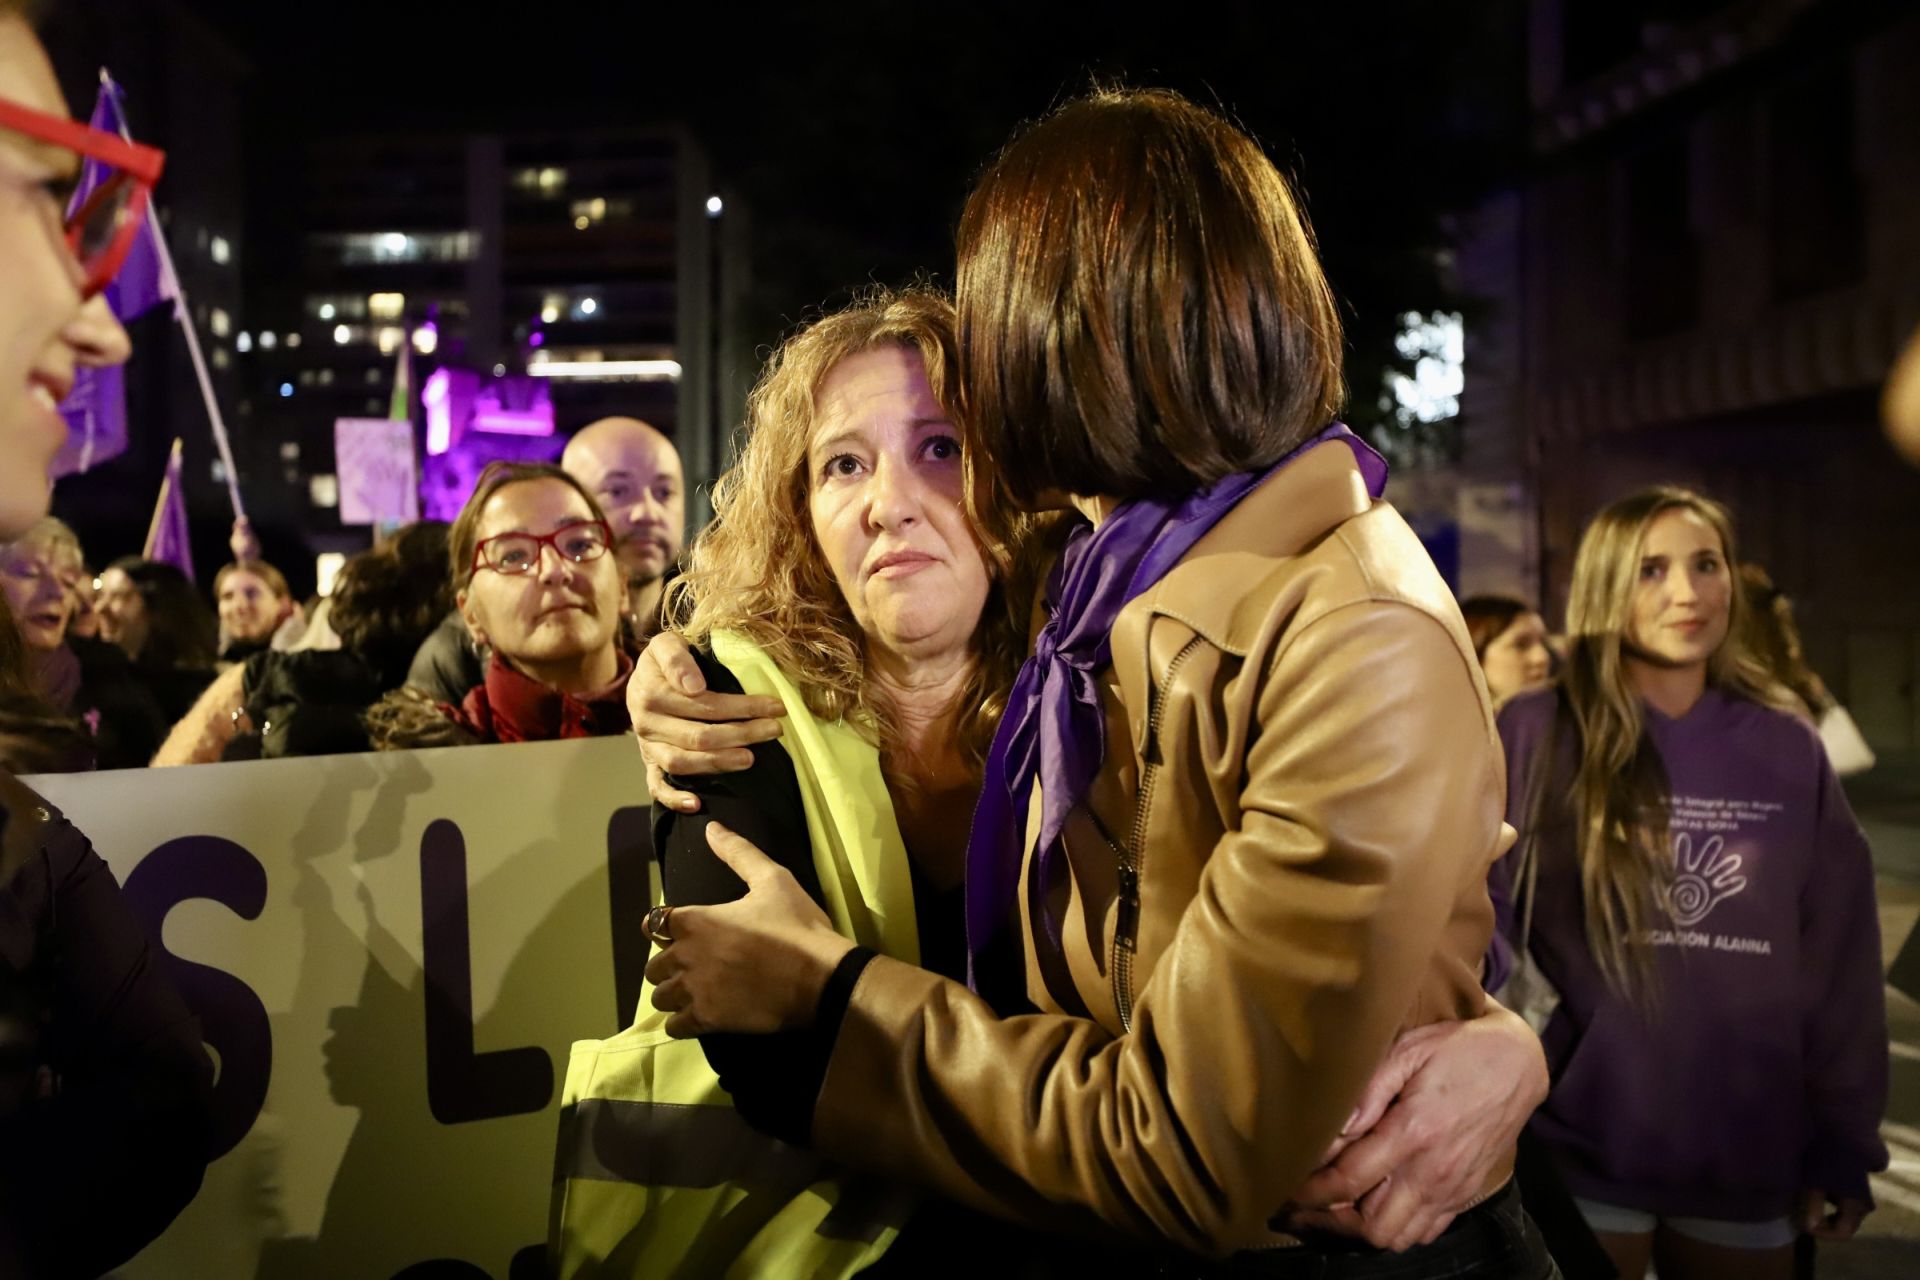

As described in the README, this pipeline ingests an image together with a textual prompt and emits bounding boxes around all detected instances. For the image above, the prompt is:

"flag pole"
[143,437,183,558]
[100,69,246,523]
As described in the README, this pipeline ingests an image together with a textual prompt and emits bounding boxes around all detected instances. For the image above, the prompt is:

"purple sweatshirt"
[1492,686,1888,1221]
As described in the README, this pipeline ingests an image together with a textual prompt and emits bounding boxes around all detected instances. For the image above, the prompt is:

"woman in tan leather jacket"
[639,89,1557,1275]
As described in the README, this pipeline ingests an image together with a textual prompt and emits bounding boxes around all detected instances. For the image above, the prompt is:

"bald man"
[562,416,686,634]
[404,418,688,706]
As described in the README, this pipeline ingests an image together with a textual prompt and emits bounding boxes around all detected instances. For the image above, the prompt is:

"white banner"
[28,737,657,1280]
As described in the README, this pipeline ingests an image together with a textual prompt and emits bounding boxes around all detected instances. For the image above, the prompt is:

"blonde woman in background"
[1493,486,1886,1279]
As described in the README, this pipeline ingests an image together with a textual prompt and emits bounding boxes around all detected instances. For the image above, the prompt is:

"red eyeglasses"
[470,520,615,578]
[0,94,166,299]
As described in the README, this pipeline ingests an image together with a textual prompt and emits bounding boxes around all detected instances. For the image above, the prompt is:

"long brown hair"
[1736,563,1831,718]
[667,286,1052,772]
[1539,486,1786,1001]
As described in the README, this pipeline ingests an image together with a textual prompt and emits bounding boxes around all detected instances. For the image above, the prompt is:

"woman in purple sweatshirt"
[1494,485,1887,1279]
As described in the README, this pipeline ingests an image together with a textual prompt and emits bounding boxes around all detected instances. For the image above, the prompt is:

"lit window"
[540,297,562,324]
[1387,311,1465,427]
[210,308,231,337]
[259,331,278,350]
[331,231,479,265]
[334,324,352,345]
[705,194,723,217]
[377,326,405,355]
[366,368,382,385]
[412,326,439,355]
[279,442,301,461]
[318,369,335,386]
[315,551,347,594]
[212,459,228,483]
[369,292,406,320]
[298,370,316,387]
[492,363,507,376]
[537,167,566,194]
[236,332,253,353]
[574,215,590,231]
[286,333,302,349]
[211,347,230,370]
[318,302,336,321]
[211,235,231,264]
[309,477,340,511]
[577,297,598,317]
[279,382,294,398]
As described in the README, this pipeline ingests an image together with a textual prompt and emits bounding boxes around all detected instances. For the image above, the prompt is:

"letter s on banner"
[122,835,273,1160]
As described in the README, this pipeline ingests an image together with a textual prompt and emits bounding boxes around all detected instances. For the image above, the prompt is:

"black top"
[650,651,1098,1277]
[64,638,168,771]
[0,769,214,1276]
[404,610,485,708]
[226,648,401,761]
[649,651,865,1147]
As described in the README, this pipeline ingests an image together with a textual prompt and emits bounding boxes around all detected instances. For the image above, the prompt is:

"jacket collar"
[1108,438,1379,754]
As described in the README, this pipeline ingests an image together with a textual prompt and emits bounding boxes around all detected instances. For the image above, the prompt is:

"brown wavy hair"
[956,87,1346,507]
[1459,595,1534,661]
[1526,486,1789,1003]
[667,286,1054,770]
[1735,563,1831,719]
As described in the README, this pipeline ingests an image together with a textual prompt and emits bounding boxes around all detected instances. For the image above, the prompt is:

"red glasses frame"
[0,94,166,299]
[470,519,615,578]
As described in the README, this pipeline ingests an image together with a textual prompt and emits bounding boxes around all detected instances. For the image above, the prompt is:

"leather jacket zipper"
[1112,633,1203,1034]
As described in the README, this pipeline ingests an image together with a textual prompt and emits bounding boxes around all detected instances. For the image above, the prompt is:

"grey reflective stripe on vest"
[556,1098,911,1244]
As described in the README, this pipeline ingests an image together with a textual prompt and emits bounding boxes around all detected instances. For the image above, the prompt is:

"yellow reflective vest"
[550,630,921,1278]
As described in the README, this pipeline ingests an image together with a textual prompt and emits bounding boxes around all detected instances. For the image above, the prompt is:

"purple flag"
[143,441,194,583]
[53,76,175,479]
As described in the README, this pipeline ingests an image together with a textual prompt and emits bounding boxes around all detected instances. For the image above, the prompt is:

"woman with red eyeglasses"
[367,461,636,749]
[0,3,214,1274]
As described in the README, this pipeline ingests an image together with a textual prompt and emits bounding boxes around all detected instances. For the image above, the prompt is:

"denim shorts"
[1571,1196,1798,1250]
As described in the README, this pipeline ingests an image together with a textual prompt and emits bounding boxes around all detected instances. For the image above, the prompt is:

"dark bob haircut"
[956,87,1346,507]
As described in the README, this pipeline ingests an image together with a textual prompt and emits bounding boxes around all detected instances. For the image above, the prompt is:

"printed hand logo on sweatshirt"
[1664,833,1748,927]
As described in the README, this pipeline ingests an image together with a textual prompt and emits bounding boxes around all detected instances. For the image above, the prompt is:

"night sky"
[172,0,1526,443]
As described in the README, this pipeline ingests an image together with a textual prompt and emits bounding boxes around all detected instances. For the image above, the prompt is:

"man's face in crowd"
[564,418,686,591]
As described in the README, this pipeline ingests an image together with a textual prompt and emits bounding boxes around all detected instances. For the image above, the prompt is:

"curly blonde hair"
[668,286,1055,769]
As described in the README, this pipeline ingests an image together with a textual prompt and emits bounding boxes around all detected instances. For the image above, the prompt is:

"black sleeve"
[0,783,214,1277]
[405,610,484,707]
[648,650,847,1146]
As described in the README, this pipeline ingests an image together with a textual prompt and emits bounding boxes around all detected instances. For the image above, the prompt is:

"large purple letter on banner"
[121,835,272,1161]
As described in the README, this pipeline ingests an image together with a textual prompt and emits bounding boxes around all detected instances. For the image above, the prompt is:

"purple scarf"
[963,424,1389,988]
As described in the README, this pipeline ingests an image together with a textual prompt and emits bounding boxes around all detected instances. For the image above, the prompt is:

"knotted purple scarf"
[964,424,1389,988]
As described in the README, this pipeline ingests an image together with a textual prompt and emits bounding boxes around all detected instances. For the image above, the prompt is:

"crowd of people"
[2,0,1914,1275]
[0,411,685,774]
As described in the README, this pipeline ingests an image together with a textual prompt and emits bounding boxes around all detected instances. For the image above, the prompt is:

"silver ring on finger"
[644,904,675,945]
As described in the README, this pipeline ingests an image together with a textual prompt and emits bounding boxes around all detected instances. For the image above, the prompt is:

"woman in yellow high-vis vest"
[552,287,1079,1278]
